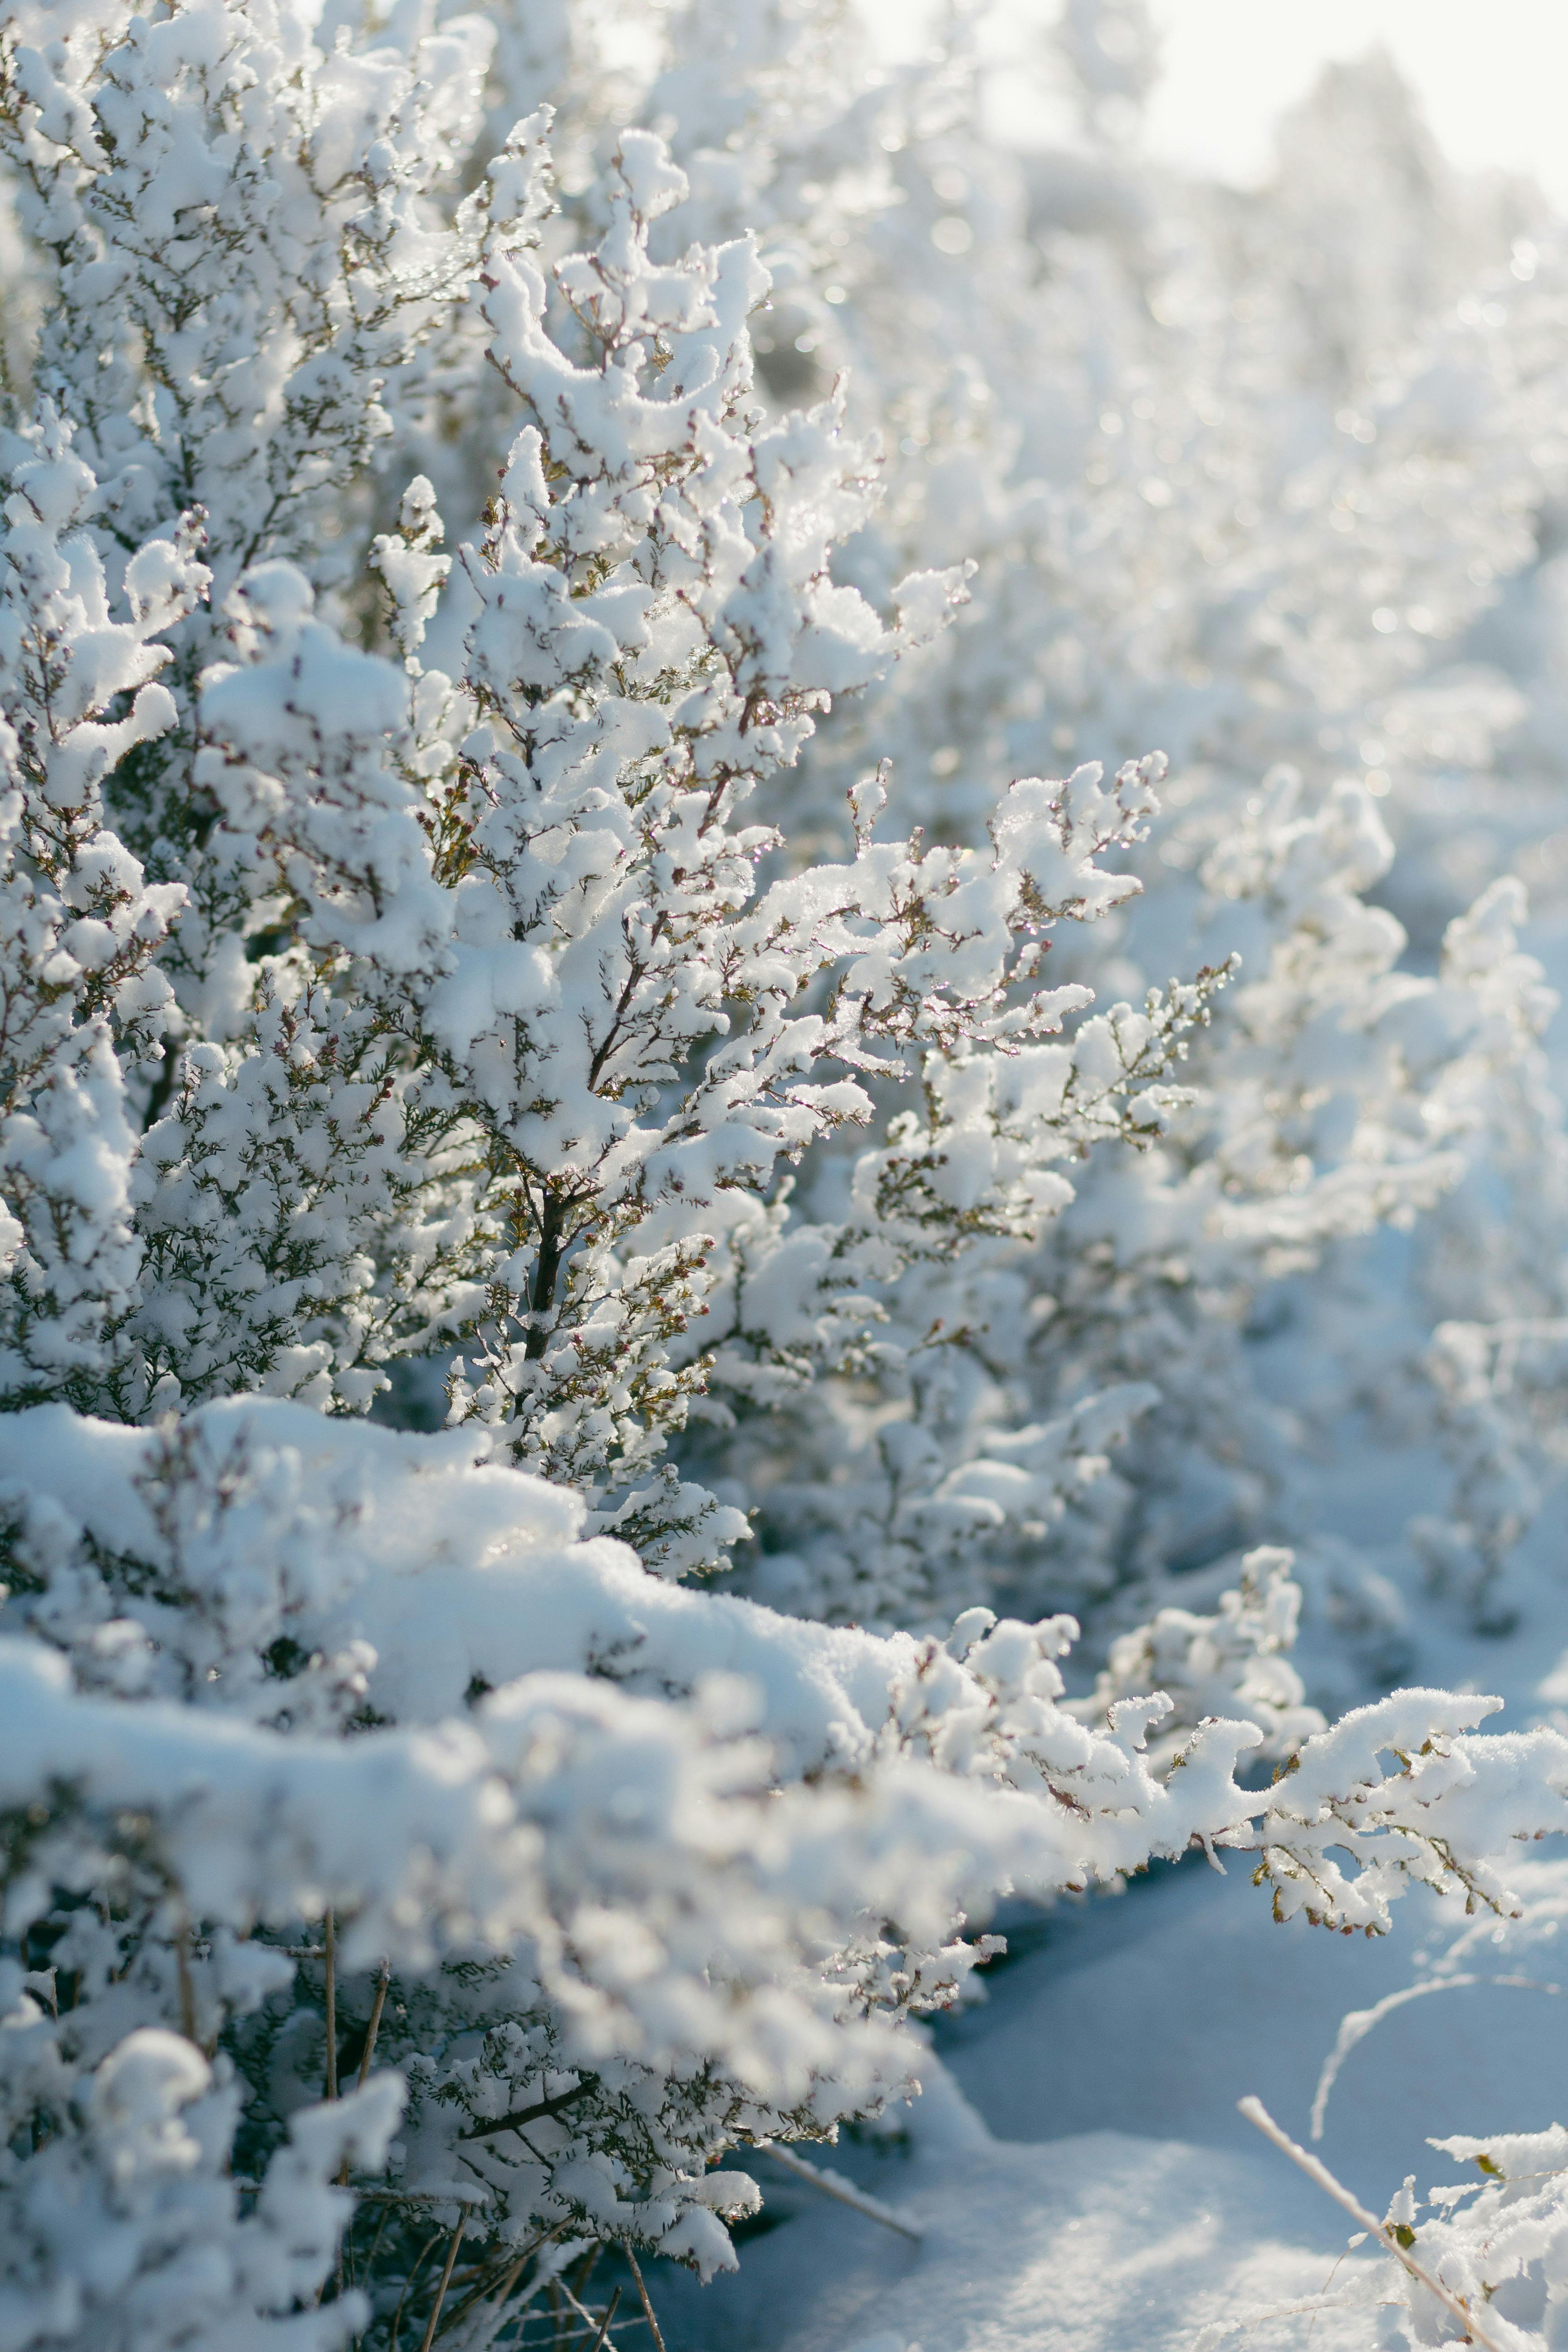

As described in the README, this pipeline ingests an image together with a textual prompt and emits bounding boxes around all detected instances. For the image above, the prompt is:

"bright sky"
[863,2,1568,207]
[1139,1,1568,201]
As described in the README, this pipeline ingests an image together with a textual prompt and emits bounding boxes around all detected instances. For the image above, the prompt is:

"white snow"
[657,1525,1568,2352]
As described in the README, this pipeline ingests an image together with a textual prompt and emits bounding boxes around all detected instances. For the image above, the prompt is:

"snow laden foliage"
[500,0,1568,1665]
[8,1406,1558,2343]
[1362,2128,1568,2352]
[0,1,1565,2347]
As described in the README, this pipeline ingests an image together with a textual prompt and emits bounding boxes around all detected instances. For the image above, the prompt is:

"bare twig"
[358,1960,392,2088]
[440,2231,563,2345]
[1311,1979,1478,2141]
[624,2251,667,2352]
[760,2142,922,2242]
[323,1911,338,2102]
[442,2247,534,2340]
[235,2182,490,2208]
[417,2217,466,2352]
[1238,2095,1507,2352]
[359,2199,393,2299]
[553,2258,604,2337]
[175,1919,197,2047]
[1312,1971,1568,2142]
[388,2226,445,2352]
[349,2187,491,2208]
[460,2078,597,2140]
[337,1957,394,2190]
[587,2288,622,2352]
[553,2266,611,2342]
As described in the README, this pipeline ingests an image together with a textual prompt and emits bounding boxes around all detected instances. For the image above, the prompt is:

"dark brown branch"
[523,1191,569,1361]
[458,2077,597,2141]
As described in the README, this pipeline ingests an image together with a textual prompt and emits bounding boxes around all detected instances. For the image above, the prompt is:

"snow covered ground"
[664,2077,1388,2351]
[655,1511,1568,2352]
[656,1867,1568,2352]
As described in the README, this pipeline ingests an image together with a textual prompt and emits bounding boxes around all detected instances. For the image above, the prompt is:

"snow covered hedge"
[1,0,1568,2344]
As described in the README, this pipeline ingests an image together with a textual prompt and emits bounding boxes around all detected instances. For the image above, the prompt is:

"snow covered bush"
[541,0,1568,1677]
[1,0,1568,2345]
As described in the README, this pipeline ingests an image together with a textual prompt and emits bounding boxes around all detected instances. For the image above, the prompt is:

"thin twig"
[442,2247,534,2337]
[358,2200,393,2318]
[1238,2096,1507,2352]
[388,2226,445,2352]
[460,2079,597,2140]
[624,2251,667,2352]
[417,2217,466,2352]
[358,1961,392,2087]
[571,2246,601,2308]
[233,2181,490,2207]
[324,1911,338,2102]
[554,2270,607,2338]
[317,1908,344,2305]
[349,2187,492,2208]
[587,2289,622,2352]
[1312,1970,1568,2142]
[760,2142,922,2242]
[338,1958,394,2189]
[175,1919,198,2047]
[440,2230,558,2336]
